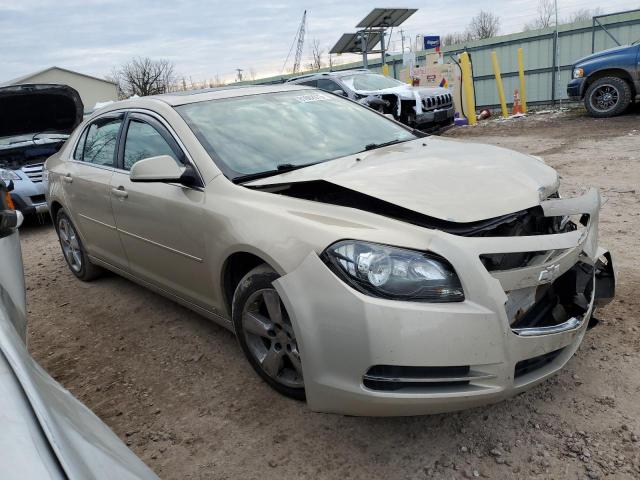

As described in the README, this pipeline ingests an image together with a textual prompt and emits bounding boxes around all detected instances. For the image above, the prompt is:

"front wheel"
[584,76,632,118]
[232,265,305,400]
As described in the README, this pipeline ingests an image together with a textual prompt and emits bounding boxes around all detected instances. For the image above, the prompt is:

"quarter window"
[123,120,179,170]
[316,79,341,92]
[80,117,122,167]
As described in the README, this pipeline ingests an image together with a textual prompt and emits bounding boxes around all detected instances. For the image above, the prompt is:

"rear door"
[62,114,128,270]
[109,112,212,308]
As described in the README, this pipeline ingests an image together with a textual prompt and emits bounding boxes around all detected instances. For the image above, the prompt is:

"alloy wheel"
[58,217,83,273]
[590,84,619,113]
[241,288,303,389]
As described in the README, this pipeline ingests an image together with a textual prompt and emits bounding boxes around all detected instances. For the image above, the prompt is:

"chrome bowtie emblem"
[538,264,560,282]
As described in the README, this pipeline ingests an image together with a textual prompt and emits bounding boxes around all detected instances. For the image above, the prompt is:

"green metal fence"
[252,9,640,109]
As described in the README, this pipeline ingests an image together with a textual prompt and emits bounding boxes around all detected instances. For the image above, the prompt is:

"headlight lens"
[573,68,584,78]
[0,169,20,181]
[322,240,464,302]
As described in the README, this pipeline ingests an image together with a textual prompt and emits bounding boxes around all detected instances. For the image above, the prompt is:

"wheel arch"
[221,250,282,316]
[584,68,636,98]
[49,200,64,225]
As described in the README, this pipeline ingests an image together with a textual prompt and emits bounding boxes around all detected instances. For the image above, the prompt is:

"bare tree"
[441,31,474,46]
[111,57,176,98]
[468,10,501,39]
[567,7,603,23]
[311,39,324,71]
[248,68,257,81]
[524,0,555,30]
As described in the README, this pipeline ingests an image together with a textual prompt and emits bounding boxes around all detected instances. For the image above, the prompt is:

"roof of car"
[160,84,314,105]
[287,69,370,83]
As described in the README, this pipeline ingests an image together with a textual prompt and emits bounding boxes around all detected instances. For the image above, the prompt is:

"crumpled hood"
[356,83,450,100]
[0,84,84,138]
[246,137,559,223]
[574,44,638,65]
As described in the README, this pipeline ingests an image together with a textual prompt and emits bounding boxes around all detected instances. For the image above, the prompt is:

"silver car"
[0,178,158,479]
[0,84,85,216]
[46,85,615,416]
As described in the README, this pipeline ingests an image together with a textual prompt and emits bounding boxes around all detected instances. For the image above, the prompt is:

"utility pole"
[555,0,561,107]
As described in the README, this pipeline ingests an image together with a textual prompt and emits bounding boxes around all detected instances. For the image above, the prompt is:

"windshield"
[341,73,405,91]
[176,90,416,180]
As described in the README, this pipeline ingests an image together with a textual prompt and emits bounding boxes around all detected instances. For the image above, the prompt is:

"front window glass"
[123,120,178,170]
[82,117,122,166]
[176,91,416,179]
[341,73,404,91]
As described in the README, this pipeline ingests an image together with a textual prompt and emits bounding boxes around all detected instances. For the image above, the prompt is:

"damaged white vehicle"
[287,70,454,130]
[45,85,615,416]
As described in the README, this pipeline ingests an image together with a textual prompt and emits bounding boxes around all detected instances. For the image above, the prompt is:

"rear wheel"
[584,76,632,118]
[232,265,305,400]
[55,209,102,281]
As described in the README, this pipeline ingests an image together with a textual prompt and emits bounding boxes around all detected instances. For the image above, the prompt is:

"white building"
[2,66,118,111]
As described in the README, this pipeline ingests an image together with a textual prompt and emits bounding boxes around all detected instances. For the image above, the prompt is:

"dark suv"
[567,44,640,117]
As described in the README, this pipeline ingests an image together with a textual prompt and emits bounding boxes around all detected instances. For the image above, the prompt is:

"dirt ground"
[20,107,640,480]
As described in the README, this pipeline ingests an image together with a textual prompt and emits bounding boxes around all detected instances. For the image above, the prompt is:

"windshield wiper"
[363,138,410,151]
[233,163,317,184]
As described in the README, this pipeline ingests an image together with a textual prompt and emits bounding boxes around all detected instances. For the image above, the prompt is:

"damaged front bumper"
[414,106,455,126]
[275,188,615,416]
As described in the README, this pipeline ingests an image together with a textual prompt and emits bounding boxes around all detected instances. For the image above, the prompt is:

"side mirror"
[130,155,186,183]
[332,89,347,97]
[1,180,23,237]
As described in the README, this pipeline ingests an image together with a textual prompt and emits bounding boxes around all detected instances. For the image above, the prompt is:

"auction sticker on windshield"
[295,93,330,103]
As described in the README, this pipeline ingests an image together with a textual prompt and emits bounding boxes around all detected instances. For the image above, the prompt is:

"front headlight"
[0,169,20,181]
[573,68,584,79]
[322,240,464,302]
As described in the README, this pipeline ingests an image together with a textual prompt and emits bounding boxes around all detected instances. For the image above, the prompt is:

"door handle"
[63,173,73,183]
[111,186,128,199]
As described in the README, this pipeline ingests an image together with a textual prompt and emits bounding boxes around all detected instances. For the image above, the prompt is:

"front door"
[62,114,128,270]
[109,113,213,308]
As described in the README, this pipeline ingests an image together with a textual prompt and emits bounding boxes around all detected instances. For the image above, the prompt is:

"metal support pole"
[551,31,557,104]
[380,29,386,65]
[459,52,477,125]
[491,51,509,118]
[361,32,368,68]
[517,48,527,113]
[555,0,561,107]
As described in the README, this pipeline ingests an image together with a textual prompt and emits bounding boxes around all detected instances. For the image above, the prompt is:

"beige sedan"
[45,85,615,415]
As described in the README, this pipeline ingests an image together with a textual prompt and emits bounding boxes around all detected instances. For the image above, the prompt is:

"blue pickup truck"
[567,43,640,117]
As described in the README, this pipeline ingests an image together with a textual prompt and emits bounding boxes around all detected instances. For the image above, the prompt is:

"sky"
[1,0,639,84]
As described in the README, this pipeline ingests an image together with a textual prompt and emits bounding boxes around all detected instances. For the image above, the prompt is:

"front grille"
[507,262,594,329]
[515,348,564,378]
[363,364,494,392]
[422,93,453,111]
[21,163,44,183]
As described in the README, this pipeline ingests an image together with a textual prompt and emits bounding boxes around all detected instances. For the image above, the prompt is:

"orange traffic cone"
[512,89,523,115]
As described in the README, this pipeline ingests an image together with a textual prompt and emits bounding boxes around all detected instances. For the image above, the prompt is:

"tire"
[55,209,102,281]
[232,265,305,400]
[584,76,632,118]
